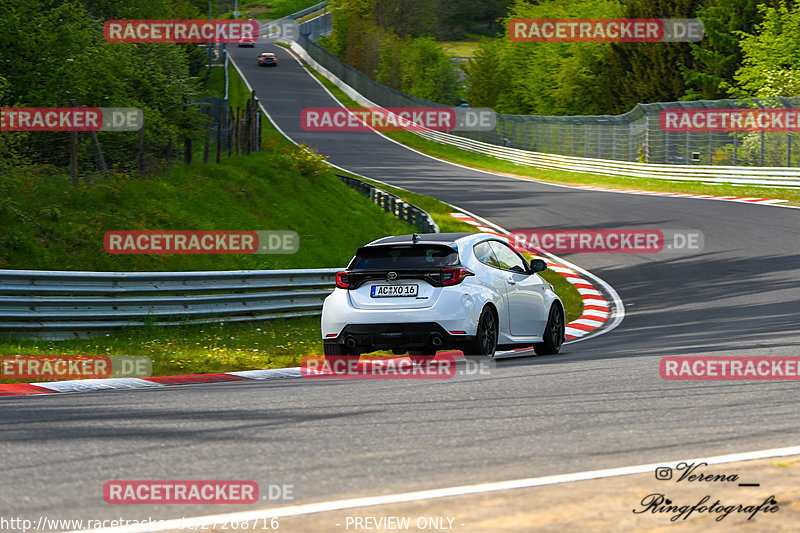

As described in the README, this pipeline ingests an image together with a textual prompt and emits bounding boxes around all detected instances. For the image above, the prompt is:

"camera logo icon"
[655,466,673,480]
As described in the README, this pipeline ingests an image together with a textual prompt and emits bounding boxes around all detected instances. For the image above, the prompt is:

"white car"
[321,233,565,362]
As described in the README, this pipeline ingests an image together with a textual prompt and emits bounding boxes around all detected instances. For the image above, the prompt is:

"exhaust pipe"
[430,333,443,347]
[344,336,357,349]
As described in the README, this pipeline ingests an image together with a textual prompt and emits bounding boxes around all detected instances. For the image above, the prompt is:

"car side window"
[473,241,500,268]
[488,241,527,273]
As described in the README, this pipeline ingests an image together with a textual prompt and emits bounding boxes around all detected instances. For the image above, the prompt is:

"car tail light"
[441,268,473,286]
[335,272,351,289]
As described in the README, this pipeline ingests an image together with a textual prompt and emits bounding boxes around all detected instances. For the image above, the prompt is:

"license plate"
[370,284,418,298]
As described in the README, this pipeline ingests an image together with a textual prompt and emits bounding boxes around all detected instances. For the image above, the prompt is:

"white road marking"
[33,378,164,393]
[236,50,628,344]
[67,445,800,533]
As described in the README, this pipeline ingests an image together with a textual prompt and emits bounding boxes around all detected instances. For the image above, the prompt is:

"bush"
[399,36,461,104]
[275,144,330,179]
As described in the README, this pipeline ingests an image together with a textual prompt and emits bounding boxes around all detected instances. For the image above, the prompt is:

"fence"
[296,17,800,169]
[337,175,439,233]
[0,268,338,340]
[197,88,263,165]
[0,44,256,185]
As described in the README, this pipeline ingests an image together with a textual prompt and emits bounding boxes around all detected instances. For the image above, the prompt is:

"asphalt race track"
[1,42,799,526]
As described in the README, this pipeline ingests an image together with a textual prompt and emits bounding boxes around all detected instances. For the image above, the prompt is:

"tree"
[0,0,204,169]
[400,36,461,103]
[731,2,800,97]
[681,0,786,100]
[604,0,703,113]
[464,0,621,115]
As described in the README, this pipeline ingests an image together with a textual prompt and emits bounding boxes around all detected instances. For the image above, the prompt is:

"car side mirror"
[529,259,547,273]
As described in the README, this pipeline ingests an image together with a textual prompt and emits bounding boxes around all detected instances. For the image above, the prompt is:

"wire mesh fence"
[1,91,263,185]
[297,18,799,168]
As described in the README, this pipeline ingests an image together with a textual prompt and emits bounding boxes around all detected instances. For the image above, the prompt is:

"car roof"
[365,233,483,247]
[260,52,275,56]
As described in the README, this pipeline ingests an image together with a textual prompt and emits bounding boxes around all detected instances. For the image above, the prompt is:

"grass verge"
[436,33,487,58]
[335,169,584,325]
[218,0,321,20]
[0,52,421,381]
[1,317,323,382]
[301,51,800,205]
[0,48,589,383]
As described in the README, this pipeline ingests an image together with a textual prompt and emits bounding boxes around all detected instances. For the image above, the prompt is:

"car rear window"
[349,244,458,270]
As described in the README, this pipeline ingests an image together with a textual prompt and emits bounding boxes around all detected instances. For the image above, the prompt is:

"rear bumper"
[321,287,481,338]
[326,323,474,351]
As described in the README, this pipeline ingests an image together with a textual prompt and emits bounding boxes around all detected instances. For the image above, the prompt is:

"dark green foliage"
[0,0,205,170]
[327,0,462,103]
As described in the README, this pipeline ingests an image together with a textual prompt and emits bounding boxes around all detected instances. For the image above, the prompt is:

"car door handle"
[507,277,516,285]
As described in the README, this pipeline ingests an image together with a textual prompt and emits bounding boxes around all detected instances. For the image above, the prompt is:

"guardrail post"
[685,130,690,165]
[709,132,713,165]
[788,131,792,166]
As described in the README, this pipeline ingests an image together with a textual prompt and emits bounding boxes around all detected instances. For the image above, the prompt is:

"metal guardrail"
[413,131,800,187]
[289,28,800,187]
[295,15,800,179]
[337,175,439,233]
[297,11,332,38]
[261,1,327,36]
[0,269,338,339]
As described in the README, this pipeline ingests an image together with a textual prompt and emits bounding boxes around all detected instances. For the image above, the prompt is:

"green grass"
[198,64,226,99]
[218,0,321,20]
[295,7,327,23]
[436,33,486,58]
[303,64,585,322]
[0,47,592,384]
[381,131,800,205]
[0,57,421,381]
[0,150,417,271]
[0,317,324,382]
[336,170,584,324]
[301,53,800,205]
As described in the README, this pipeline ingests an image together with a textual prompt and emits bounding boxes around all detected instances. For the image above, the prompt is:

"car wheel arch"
[477,302,499,334]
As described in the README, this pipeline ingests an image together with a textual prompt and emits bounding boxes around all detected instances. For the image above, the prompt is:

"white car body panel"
[321,233,562,350]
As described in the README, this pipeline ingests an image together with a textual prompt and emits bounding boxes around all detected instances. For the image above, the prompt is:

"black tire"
[534,304,565,356]
[464,307,498,357]
[323,342,358,371]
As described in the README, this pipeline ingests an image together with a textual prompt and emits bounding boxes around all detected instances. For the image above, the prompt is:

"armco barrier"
[289,34,800,188]
[294,14,800,185]
[412,130,800,187]
[337,174,439,233]
[0,268,338,339]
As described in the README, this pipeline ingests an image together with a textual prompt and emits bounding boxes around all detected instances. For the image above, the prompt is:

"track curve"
[1,42,799,526]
